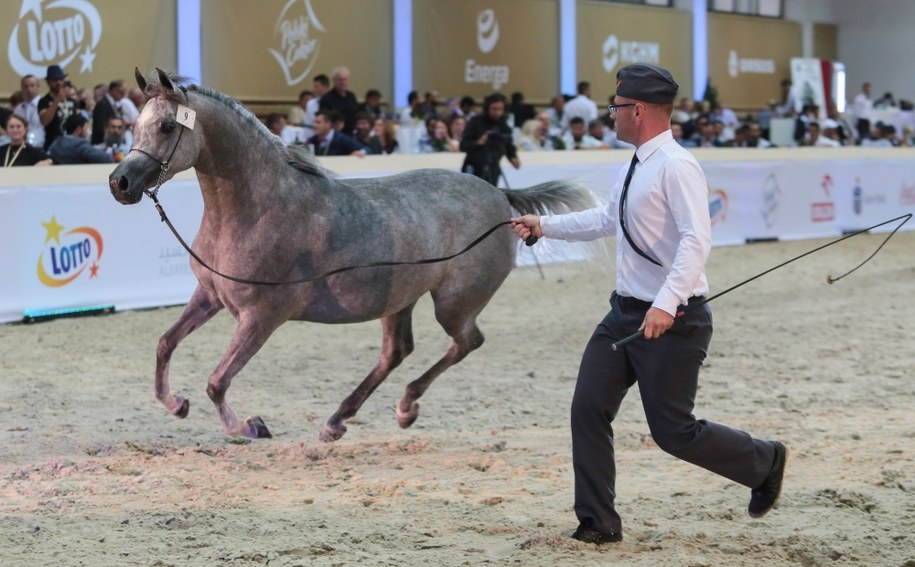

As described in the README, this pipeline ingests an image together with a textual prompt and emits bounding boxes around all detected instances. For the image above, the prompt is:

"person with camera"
[460,92,520,186]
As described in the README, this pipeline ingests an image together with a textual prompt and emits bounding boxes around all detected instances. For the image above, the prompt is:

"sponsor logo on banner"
[268,0,325,86]
[602,34,660,73]
[761,173,781,229]
[159,246,191,277]
[36,215,103,288]
[727,50,775,78]
[851,177,886,214]
[8,0,103,76]
[811,174,835,222]
[708,189,728,226]
[901,182,915,206]
[465,9,509,90]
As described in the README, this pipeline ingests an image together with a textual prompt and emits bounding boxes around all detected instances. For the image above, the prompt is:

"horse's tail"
[503,180,597,216]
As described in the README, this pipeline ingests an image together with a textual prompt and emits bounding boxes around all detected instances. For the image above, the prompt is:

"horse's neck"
[193,105,314,221]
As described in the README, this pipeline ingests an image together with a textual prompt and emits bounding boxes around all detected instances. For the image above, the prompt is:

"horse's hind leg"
[396,304,485,429]
[320,303,416,442]
[206,315,286,439]
[156,285,223,418]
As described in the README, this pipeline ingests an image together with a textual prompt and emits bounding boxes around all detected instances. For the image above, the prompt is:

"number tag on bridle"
[176,105,196,129]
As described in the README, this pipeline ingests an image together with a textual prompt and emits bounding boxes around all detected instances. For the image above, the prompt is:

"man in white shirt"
[561,81,598,134]
[511,63,786,545]
[852,82,874,141]
[13,75,45,148]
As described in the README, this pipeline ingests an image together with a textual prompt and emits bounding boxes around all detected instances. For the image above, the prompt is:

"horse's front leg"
[156,285,223,418]
[206,315,283,439]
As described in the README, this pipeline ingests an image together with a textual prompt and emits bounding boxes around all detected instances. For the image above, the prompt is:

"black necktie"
[618,154,662,267]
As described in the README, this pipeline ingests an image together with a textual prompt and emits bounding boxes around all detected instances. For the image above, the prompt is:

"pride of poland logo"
[36,215,103,288]
[8,0,102,76]
[268,0,325,86]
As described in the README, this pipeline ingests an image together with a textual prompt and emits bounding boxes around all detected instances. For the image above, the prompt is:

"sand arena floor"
[1,232,913,566]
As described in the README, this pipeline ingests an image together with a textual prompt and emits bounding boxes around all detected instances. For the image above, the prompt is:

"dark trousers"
[571,292,777,534]
[856,118,871,141]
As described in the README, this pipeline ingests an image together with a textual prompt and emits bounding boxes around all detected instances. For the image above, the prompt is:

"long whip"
[610,213,912,351]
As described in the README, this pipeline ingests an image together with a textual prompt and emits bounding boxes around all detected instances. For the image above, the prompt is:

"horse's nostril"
[117,176,129,192]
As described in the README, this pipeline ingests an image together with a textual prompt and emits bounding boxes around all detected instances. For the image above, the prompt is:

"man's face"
[313,114,332,137]
[355,118,370,136]
[20,77,40,99]
[47,77,64,95]
[314,81,328,96]
[110,85,126,100]
[611,96,638,144]
[333,71,349,93]
[487,100,505,121]
[106,119,125,140]
[570,121,585,138]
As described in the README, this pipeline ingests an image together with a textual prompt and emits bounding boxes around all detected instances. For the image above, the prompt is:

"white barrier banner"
[1,154,913,323]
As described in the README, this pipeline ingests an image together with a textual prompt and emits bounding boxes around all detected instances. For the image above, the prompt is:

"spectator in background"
[98,116,132,161]
[38,64,78,151]
[852,82,874,141]
[745,122,774,148]
[510,91,536,130]
[562,81,598,133]
[127,87,146,114]
[306,110,366,156]
[359,89,385,121]
[873,91,896,110]
[303,74,330,137]
[459,96,477,120]
[352,112,374,148]
[400,90,424,125]
[1,114,52,166]
[420,90,441,119]
[562,116,604,150]
[671,122,696,148]
[368,117,399,155]
[287,89,313,127]
[814,119,842,147]
[13,75,44,148]
[460,92,520,186]
[265,113,287,138]
[49,114,114,164]
[587,119,612,148]
[774,78,796,118]
[319,67,360,135]
[447,114,466,144]
[545,95,565,133]
[92,79,127,145]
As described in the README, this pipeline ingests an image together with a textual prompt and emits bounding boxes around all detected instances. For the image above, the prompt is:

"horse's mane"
[143,72,331,180]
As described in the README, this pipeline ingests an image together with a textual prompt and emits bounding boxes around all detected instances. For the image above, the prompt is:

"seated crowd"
[4,65,912,169]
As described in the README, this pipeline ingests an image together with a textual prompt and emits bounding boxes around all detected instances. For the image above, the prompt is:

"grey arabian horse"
[109,68,594,442]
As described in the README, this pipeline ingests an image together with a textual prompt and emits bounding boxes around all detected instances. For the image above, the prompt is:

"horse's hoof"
[319,422,346,443]
[174,398,190,419]
[245,416,272,439]
[396,402,420,429]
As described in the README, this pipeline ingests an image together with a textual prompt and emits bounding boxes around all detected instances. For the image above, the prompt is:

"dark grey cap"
[616,64,678,104]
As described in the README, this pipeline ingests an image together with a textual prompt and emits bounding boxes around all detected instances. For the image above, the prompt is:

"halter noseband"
[127,85,190,201]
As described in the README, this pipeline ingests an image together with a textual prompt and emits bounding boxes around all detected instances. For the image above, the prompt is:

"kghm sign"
[8,0,102,76]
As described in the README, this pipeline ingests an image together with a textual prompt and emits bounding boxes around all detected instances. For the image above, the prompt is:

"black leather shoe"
[748,441,788,518]
[571,526,623,544]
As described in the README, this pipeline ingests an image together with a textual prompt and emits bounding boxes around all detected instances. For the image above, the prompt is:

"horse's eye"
[161,121,176,134]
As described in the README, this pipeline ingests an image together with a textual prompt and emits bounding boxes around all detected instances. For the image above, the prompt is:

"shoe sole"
[749,444,789,519]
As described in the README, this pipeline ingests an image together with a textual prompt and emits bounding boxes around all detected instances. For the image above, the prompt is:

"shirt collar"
[634,129,674,163]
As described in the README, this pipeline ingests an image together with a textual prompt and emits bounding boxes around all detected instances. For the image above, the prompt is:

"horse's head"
[109,68,202,205]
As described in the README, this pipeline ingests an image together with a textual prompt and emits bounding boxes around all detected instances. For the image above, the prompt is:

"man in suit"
[306,110,366,156]
[91,79,127,145]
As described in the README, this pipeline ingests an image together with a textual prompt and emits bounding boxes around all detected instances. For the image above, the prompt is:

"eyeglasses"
[607,103,637,116]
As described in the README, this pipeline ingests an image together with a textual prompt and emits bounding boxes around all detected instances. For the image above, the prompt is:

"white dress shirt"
[540,130,711,316]
[852,92,873,122]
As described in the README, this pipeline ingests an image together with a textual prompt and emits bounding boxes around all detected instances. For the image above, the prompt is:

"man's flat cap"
[616,64,678,104]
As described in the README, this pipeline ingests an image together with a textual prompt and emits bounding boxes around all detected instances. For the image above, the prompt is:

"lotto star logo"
[36,215,104,288]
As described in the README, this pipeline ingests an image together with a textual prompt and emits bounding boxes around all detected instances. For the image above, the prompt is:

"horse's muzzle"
[109,174,143,204]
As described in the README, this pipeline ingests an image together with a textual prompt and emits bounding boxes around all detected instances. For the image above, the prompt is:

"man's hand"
[640,307,674,339]
[509,157,521,169]
[510,215,542,241]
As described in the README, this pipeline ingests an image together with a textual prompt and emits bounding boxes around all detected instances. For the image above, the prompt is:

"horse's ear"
[155,67,174,93]
[134,67,147,92]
